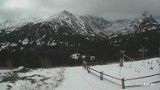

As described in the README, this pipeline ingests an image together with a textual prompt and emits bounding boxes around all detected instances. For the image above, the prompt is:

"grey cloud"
[0,0,160,22]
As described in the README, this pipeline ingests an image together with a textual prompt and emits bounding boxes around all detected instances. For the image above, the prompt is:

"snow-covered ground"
[0,58,160,90]
[56,58,160,90]
[0,67,64,90]
[90,58,160,87]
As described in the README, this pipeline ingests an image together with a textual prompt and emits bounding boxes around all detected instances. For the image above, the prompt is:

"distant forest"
[0,29,160,68]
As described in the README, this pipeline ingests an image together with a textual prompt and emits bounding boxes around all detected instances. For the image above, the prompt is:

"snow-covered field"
[90,58,160,87]
[0,58,160,90]
[0,67,64,90]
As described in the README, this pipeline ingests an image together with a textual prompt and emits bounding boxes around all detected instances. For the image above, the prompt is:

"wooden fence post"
[83,61,87,69]
[100,71,103,80]
[120,58,123,67]
[121,78,125,89]
[84,64,86,69]
[87,67,90,73]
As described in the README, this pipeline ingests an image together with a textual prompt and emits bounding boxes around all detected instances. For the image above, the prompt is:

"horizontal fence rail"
[103,73,121,80]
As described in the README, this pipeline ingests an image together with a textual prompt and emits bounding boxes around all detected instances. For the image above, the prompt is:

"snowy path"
[56,67,120,90]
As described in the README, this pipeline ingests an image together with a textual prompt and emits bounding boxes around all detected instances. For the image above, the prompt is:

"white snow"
[0,42,9,51]
[0,68,64,90]
[56,58,160,90]
[14,66,24,71]
[10,43,17,47]
[47,40,57,46]
[22,38,29,45]
[90,58,160,87]
[70,53,80,60]
[0,42,17,51]
[0,58,160,90]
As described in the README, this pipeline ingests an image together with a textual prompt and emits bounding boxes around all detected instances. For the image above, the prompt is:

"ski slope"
[0,58,160,90]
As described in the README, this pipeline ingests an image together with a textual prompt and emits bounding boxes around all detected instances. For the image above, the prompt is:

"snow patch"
[22,38,29,45]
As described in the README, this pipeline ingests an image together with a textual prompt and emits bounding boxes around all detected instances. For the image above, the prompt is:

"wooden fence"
[83,65,160,89]
[83,65,124,89]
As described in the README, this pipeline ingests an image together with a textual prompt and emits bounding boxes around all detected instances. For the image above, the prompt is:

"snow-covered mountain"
[104,19,136,35]
[155,16,160,23]
[136,11,159,32]
[0,10,159,37]
[0,10,111,47]
[46,10,110,37]
[0,10,160,51]
[0,17,42,34]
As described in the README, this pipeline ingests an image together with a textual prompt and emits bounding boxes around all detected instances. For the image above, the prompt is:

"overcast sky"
[0,0,160,22]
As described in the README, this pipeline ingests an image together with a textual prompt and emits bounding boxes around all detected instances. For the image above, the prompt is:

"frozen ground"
[0,58,160,90]
[56,58,160,90]
[0,67,64,90]
[90,58,160,86]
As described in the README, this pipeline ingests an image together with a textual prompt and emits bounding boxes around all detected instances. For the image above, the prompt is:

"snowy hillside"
[0,18,41,34]
[0,57,160,90]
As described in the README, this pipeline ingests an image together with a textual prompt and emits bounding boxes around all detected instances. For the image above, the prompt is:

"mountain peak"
[142,11,152,18]
[138,11,157,24]
[59,10,73,16]
[47,10,74,20]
